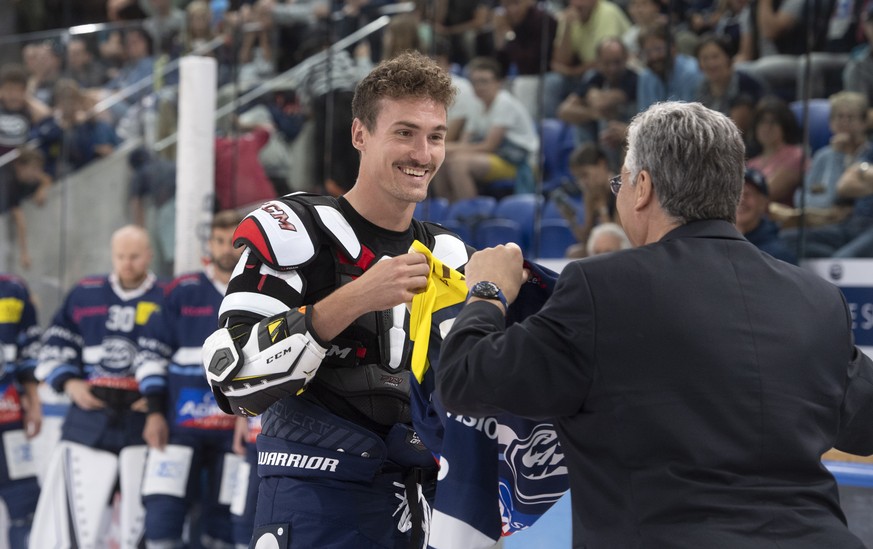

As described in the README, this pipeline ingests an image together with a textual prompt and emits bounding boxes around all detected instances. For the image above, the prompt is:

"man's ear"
[351,118,366,152]
[634,170,655,212]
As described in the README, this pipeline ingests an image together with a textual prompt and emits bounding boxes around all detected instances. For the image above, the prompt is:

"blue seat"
[542,194,585,226]
[537,219,577,259]
[789,99,832,155]
[444,196,497,243]
[539,118,576,194]
[414,197,450,223]
[475,218,525,251]
[494,194,543,253]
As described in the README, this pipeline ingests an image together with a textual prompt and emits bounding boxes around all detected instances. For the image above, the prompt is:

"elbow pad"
[202,309,327,417]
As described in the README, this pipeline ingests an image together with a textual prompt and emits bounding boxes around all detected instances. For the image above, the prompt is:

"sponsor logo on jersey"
[257,451,338,472]
[101,336,138,370]
[0,384,23,425]
[176,387,236,430]
[261,203,297,232]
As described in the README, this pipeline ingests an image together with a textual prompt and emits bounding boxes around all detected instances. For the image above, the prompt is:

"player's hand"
[464,243,527,305]
[353,252,430,310]
[64,379,106,410]
[143,412,169,450]
[21,391,42,438]
[233,416,249,456]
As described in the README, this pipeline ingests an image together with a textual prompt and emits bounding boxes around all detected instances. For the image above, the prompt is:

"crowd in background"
[2,0,873,272]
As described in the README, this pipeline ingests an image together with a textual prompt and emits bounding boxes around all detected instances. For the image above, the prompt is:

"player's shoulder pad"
[419,221,470,270]
[232,193,362,271]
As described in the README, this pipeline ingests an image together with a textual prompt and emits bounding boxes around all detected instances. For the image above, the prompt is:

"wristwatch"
[859,162,871,180]
[468,281,508,309]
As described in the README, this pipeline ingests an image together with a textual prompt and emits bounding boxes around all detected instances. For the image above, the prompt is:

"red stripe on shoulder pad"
[234,217,276,265]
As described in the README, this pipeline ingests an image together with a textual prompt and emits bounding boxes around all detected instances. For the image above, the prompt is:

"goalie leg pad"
[29,441,118,549]
[119,444,148,549]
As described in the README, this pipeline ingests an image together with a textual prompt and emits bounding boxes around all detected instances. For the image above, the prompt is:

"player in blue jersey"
[31,225,165,548]
[201,51,472,548]
[0,274,41,548]
[136,210,245,549]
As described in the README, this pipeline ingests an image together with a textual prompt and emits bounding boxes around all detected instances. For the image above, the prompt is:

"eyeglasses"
[609,174,622,195]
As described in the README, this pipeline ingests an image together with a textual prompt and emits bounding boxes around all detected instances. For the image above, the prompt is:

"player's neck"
[344,187,414,232]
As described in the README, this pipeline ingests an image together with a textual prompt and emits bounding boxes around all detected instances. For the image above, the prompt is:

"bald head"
[111,225,153,289]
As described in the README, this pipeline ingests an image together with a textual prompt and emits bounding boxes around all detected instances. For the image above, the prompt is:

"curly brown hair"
[352,50,456,132]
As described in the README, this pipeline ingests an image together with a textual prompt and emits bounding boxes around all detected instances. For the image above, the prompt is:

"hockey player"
[202,51,470,548]
[0,273,41,548]
[136,210,245,549]
[31,225,164,549]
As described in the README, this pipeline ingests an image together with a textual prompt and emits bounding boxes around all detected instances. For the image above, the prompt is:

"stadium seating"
[493,194,543,254]
[538,219,577,259]
[414,197,450,224]
[789,99,832,155]
[539,118,576,194]
[476,218,525,250]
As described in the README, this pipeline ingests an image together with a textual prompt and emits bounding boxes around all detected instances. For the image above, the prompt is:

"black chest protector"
[255,194,467,434]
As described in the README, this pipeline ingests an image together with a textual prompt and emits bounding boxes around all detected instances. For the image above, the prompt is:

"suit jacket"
[438,219,873,548]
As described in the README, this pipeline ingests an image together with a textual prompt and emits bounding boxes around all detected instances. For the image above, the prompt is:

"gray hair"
[623,101,745,224]
[587,223,631,256]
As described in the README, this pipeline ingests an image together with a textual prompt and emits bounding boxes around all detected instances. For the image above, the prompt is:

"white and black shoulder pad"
[232,198,322,271]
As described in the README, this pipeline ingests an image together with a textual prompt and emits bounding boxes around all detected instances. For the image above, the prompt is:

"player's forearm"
[310,283,370,343]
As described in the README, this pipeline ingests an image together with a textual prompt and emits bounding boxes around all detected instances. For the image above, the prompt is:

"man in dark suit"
[436,101,873,548]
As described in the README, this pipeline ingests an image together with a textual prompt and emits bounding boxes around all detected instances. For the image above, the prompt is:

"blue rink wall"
[503,258,873,548]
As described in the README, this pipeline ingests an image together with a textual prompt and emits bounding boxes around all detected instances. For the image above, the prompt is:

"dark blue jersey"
[0,274,40,433]
[36,274,164,394]
[138,271,236,434]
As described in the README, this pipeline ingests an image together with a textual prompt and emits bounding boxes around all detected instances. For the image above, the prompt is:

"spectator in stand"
[234,1,279,90]
[736,167,797,263]
[797,92,871,211]
[433,37,482,143]
[734,0,831,101]
[128,148,176,276]
[780,154,873,258]
[214,122,278,210]
[747,96,804,206]
[560,143,620,258]
[66,37,109,89]
[382,12,426,61]
[0,148,52,271]
[622,0,668,66]
[694,33,766,116]
[24,41,63,107]
[435,0,492,66]
[556,37,638,170]
[103,27,156,114]
[637,22,704,111]
[0,64,50,158]
[711,0,750,56]
[295,24,373,195]
[262,0,330,71]
[586,222,631,255]
[433,56,539,201]
[843,5,873,129]
[492,0,558,119]
[142,0,187,54]
[547,0,631,117]
[35,79,121,177]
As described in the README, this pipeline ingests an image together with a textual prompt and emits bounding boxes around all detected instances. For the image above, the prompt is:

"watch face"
[471,281,500,299]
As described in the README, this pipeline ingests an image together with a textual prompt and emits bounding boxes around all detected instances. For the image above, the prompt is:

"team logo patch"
[101,336,138,370]
[502,424,567,506]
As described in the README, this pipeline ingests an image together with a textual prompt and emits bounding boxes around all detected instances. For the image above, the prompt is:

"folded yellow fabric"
[408,240,468,383]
